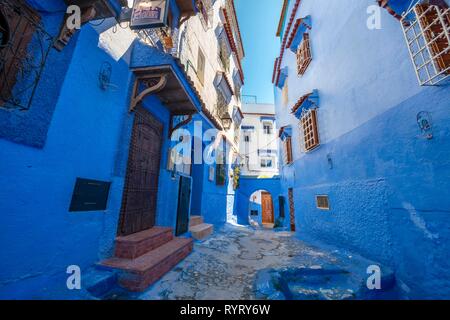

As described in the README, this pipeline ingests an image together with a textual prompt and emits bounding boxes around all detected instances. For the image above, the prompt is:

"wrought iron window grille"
[401,2,450,86]
[0,0,53,111]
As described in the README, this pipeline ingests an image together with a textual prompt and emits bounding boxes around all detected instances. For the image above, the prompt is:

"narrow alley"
[1,0,449,304]
[94,225,397,300]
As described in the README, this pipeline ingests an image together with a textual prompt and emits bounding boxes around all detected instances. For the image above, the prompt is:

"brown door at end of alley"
[118,106,163,236]
[261,192,274,224]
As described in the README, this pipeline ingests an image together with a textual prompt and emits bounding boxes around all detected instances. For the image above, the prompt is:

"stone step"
[190,223,213,240]
[189,215,204,227]
[101,238,193,292]
[114,227,173,259]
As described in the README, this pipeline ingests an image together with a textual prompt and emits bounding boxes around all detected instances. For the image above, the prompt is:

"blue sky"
[234,0,282,104]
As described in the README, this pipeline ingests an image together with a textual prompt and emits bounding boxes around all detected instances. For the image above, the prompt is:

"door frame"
[117,106,163,236]
[175,174,193,236]
[261,191,274,224]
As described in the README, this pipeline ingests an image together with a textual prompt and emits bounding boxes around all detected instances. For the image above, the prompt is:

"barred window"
[415,4,450,74]
[0,0,40,107]
[297,33,312,76]
[300,109,320,151]
[401,2,450,85]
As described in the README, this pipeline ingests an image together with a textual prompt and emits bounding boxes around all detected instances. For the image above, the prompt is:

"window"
[0,0,39,107]
[316,195,330,210]
[401,3,450,85]
[261,158,273,168]
[244,135,250,142]
[297,33,312,76]
[282,81,289,106]
[263,122,273,135]
[215,139,226,186]
[197,48,205,85]
[283,136,293,164]
[219,38,230,72]
[301,109,320,151]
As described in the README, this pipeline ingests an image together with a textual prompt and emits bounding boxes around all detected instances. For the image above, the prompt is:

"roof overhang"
[291,89,319,119]
[131,65,200,114]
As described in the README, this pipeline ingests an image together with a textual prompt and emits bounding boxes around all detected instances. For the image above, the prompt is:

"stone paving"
[135,224,342,300]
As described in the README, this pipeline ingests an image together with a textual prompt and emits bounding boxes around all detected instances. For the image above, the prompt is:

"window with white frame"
[260,158,273,168]
[263,122,273,135]
[401,2,450,85]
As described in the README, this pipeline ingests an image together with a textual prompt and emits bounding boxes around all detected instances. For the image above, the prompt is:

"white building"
[239,103,279,177]
[177,0,245,145]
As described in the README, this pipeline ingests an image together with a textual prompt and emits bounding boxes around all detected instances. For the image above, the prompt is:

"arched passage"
[248,190,275,227]
[234,176,283,227]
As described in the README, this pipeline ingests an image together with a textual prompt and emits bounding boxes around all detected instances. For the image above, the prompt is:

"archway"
[248,190,274,228]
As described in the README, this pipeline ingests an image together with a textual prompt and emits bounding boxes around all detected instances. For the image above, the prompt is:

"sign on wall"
[130,0,169,30]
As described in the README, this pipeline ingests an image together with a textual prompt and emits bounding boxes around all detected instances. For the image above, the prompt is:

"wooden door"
[176,176,191,236]
[118,106,163,236]
[288,188,296,232]
[261,192,274,224]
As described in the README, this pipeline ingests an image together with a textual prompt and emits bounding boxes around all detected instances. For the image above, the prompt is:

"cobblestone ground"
[136,224,339,300]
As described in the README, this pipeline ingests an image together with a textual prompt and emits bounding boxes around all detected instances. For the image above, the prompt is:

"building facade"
[0,0,244,298]
[273,0,450,298]
[239,103,279,177]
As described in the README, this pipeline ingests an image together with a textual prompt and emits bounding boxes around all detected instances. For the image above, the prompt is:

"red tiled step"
[101,238,193,292]
[189,215,203,227]
[190,223,213,240]
[114,227,173,259]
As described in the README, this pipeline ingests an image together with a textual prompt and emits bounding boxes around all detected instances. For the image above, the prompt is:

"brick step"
[189,215,204,227]
[101,237,193,292]
[190,223,213,240]
[114,227,173,259]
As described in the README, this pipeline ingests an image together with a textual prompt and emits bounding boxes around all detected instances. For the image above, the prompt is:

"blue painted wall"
[274,0,450,298]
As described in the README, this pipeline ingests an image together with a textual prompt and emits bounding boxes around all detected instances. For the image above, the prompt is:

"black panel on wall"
[69,178,111,212]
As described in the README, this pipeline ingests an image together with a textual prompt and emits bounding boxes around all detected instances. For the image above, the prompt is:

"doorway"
[261,191,274,224]
[288,188,296,232]
[117,106,163,236]
[176,176,192,236]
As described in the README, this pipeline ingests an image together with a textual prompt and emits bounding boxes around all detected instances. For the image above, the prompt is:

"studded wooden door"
[261,192,274,224]
[118,106,163,236]
[288,188,296,232]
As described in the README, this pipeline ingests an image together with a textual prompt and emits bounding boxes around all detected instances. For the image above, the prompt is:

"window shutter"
[301,109,320,151]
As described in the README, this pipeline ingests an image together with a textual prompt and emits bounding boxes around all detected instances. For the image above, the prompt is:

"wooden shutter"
[297,33,312,76]
[285,136,293,164]
[301,109,320,151]
[416,4,450,74]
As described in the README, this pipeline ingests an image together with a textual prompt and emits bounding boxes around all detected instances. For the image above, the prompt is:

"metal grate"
[401,2,450,86]
[316,195,330,210]
[300,108,320,152]
[0,0,53,110]
[297,33,312,76]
